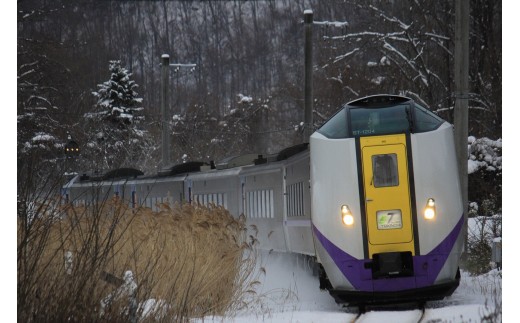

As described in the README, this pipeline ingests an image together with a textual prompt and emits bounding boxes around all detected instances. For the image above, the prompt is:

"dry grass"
[18,198,259,322]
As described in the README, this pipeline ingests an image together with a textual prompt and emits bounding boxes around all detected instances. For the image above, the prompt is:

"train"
[63,94,464,306]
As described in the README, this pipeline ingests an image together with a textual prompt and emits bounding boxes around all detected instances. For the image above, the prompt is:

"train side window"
[413,103,444,132]
[317,108,349,138]
[287,181,305,217]
[372,154,398,187]
[246,189,274,218]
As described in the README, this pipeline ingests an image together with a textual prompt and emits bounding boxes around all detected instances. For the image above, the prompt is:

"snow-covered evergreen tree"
[467,136,502,216]
[90,60,143,126]
[83,60,156,172]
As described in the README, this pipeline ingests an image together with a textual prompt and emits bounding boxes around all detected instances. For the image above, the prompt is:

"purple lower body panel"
[313,214,464,293]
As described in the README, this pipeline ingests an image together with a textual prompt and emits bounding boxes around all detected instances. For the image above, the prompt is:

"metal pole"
[161,54,170,169]
[454,0,469,255]
[304,9,314,143]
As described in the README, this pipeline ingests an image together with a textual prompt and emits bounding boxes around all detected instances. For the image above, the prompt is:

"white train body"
[63,95,464,306]
[310,95,463,304]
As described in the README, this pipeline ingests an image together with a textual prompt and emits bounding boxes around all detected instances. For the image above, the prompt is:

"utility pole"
[160,54,197,170]
[161,54,170,169]
[454,0,469,256]
[303,9,314,143]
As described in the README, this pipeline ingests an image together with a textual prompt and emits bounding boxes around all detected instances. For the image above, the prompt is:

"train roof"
[67,143,309,185]
[215,153,264,170]
[316,94,447,139]
[158,161,208,177]
[103,168,144,180]
[276,143,308,161]
[346,94,411,107]
[74,168,143,182]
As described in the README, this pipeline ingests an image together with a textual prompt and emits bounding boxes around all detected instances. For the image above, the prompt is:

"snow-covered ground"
[197,251,502,322]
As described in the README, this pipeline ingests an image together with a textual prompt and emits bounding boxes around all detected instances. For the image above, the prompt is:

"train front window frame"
[413,103,444,132]
[316,97,447,139]
[316,107,349,139]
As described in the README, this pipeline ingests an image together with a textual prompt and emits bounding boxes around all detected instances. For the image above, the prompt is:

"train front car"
[310,95,464,306]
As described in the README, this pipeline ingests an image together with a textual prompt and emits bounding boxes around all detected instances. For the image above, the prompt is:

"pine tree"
[90,60,143,126]
[84,60,155,172]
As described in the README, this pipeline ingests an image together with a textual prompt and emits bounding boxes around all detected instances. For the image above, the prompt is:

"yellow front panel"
[360,134,415,257]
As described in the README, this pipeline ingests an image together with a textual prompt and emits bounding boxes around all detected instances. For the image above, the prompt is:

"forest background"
[17,0,502,229]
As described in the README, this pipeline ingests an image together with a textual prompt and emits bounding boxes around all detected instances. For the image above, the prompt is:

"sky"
[9,1,513,321]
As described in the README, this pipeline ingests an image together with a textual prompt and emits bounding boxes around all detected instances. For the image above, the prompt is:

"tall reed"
[18,197,258,322]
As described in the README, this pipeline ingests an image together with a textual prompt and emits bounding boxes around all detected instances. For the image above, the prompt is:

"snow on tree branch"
[325,31,407,41]
[314,20,349,27]
[369,5,411,30]
[333,48,360,64]
[468,136,502,174]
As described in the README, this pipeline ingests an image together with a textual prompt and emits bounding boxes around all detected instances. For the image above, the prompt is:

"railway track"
[348,304,426,323]
[417,307,426,323]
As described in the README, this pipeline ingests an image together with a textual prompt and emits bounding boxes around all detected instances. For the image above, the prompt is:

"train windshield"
[317,101,444,139]
[350,104,411,136]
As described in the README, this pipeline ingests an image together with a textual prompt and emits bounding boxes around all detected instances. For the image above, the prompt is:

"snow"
[380,56,391,65]
[468,159,481,174]
[370,76,385,85]
[194,251,502,322]
[333,48,360,64]
[314,20,349,28]
[467,136,502,174]
[31,133,55,142]
[238,94,253,104]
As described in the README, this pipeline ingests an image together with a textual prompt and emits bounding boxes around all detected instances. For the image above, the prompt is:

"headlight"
[341,205,354,226]
[424,198,436,220]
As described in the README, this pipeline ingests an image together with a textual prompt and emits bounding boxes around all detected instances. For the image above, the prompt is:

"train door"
[360,134,416,257]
